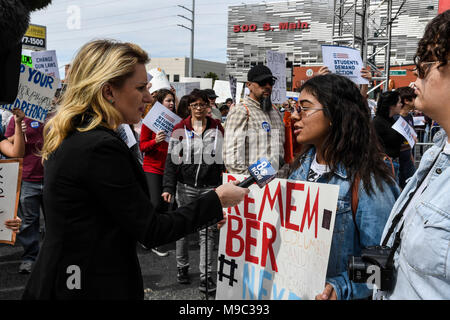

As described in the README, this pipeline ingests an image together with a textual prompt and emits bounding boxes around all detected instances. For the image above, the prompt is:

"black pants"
[144,172,168,212]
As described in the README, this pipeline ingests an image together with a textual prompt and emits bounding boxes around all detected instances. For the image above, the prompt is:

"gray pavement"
[0,231,220,300]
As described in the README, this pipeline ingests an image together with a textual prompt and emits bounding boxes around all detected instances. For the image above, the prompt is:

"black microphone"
[237,158,277,188]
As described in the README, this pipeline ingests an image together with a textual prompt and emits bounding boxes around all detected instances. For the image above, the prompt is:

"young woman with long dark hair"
[288,74,400,300]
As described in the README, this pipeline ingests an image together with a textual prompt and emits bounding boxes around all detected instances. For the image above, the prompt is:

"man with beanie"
[204,89,222,121]
[223,65,285,174]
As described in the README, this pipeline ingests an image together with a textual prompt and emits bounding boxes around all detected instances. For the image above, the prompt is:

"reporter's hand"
[315,283,337,300]
[317,66,331,76]
[4,217,22,233]
[215,181,249,208]
[155,131,166,144]
[161,192,172,203]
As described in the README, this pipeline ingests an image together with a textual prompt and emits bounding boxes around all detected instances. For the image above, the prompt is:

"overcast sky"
[28,0,266,77]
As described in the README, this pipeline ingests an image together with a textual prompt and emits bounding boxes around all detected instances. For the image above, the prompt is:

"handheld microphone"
[237,158,277,188]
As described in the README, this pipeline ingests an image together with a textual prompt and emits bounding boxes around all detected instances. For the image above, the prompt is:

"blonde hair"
[41,39,149,161]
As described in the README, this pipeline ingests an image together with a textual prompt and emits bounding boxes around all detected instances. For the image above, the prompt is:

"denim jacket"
[289,148,400,300]
[375,130,450,300]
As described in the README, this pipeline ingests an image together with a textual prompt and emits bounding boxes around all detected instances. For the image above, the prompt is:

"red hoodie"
[139,124,169,175]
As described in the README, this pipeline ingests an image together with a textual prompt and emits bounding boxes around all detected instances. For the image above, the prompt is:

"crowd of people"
[1,9,449,300]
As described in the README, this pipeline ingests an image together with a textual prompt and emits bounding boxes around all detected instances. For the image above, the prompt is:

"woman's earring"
[109,99,114,104]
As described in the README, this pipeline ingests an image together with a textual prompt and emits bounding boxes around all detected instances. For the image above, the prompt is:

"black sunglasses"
[256,78,276,87]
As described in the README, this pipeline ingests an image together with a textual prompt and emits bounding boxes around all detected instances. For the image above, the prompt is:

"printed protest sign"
[392,116,417,148]
[0,159,23,245]
[267,51,287,104]
[170,82,200,98]
[116,124,137,148]
[31,50,61,80]
[142,102,182,143]
[322,45,369,85]
[213,80,244,104]
[216,174,339,300]
[0,64,60,123]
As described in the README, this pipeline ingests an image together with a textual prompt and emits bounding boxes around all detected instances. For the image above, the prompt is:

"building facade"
[226,0,440,84]
[146,57,226,82]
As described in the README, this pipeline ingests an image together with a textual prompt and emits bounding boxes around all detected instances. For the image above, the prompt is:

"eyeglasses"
[293,106,325,117]
[413,60,450,79]
[190,103,208,109]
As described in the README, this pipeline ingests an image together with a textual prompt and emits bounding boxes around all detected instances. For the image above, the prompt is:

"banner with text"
[216,174,339,300]
[31,50,61,81]
[142,102,182,143]
[0,159,23,245]
[267,51,287,104]
[322,45,368,85]
[0,64,59,123]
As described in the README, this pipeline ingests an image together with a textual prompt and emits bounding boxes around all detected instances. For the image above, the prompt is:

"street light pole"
[177,0,195,77]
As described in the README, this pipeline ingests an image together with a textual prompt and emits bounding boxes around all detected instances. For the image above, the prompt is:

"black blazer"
[22,126,223,300]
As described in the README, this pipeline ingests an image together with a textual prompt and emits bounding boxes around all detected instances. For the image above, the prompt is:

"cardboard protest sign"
[142,102,182,143]
[180,77,213,90]
[267,50,287,104]
[322,45,369,85]
[392,116,417,148]
[0,159,23,245]
[216,174,339,300]
[0,64,60,123]
[213,80,244,104]
[116,124,137,148]
[170,82,200,98]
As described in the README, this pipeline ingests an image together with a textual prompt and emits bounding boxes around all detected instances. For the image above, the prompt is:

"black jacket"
[22,126,223,300]
[373,115,405,159]
[162,116,225,194]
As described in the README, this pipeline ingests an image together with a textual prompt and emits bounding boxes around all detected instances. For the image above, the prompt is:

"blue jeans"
[17,180,44,262]
[175,182,215,280]
[384,158,400,186]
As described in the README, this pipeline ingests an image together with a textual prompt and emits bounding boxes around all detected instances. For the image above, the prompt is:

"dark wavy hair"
[155,89,174,105]
[375,91,400,120]
[414,9,450,78]
[292,74,393,194]
[176,95,191,119]
[396,86,416,105]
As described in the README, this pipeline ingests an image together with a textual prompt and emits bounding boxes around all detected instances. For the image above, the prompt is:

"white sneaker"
[151,247,169,257]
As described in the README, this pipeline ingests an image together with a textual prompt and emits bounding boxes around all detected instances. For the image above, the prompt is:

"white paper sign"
[216,174,339,300]
[413,116,426,127]
[322,45,369,85]
[142,102,182,143]
[213,80,244,104]
[0,160,22,245]
[392,116,417,148]
[117,124,137,148]
[31,50,61,83]
[170,82,200,98]
[0,64,60,123]
[267,51,287,104]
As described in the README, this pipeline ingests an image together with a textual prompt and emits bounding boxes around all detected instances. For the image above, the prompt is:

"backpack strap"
[351,175,361,245]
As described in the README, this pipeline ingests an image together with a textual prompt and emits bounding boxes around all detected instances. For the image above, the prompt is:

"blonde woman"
[21,40,249,300]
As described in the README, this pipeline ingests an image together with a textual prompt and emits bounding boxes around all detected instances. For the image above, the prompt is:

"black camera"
[348,245,394,292]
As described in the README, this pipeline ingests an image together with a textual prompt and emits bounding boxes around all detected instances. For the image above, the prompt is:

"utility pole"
[177,0,195,77]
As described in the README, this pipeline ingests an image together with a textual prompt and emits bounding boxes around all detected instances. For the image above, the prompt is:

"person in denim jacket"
[375,10,450,300]
[288,74,400,300]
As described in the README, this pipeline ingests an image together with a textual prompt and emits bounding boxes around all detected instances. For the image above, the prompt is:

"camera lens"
[348,256,369,283]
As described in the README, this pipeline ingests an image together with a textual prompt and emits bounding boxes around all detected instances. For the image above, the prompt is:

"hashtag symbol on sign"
[217,254,238,287]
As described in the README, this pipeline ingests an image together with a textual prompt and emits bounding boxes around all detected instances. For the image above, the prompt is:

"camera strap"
[381,145,444,267]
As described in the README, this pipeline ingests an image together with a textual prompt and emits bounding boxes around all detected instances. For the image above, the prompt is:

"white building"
[146,57,226,82]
